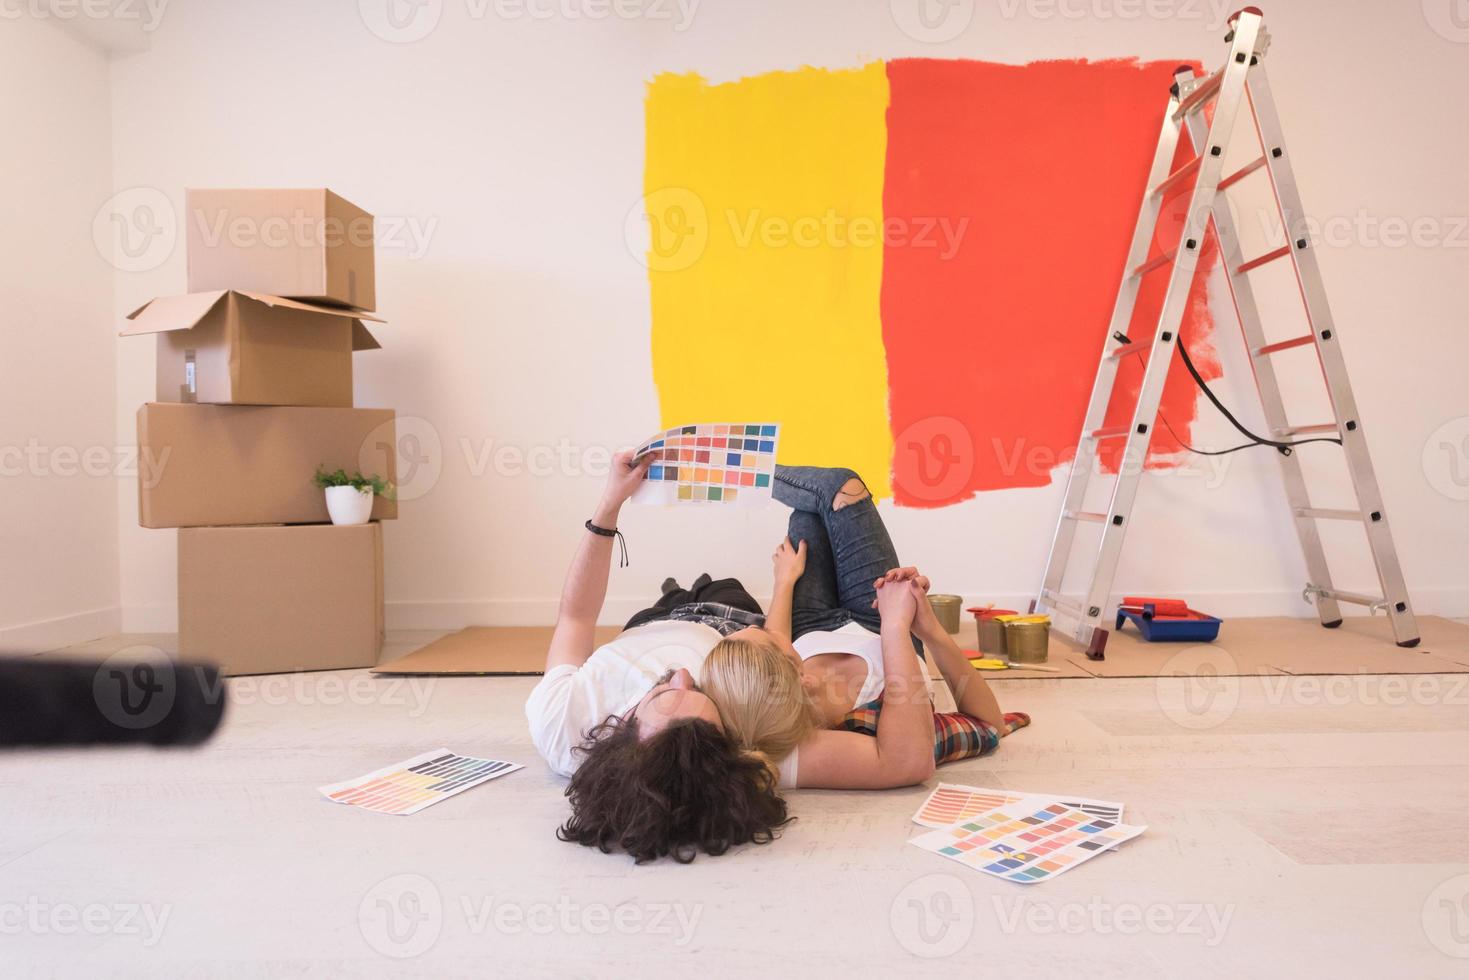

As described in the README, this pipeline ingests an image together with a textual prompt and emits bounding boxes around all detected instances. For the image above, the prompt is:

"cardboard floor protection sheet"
[372,616,1469,678]
[371,626,621,675]
[1075,614,1469,677]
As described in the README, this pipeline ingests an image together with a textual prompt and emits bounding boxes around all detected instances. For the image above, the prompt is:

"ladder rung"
[1314,588,1387,609]
[1091,426,1129,440]
[1067,511,1107,523]
[1109,341,1147,360]
[1173,70,1223,119]
[1275,423,1339,437]
[1041,590,1084,617]
[1218,155,1267,190]
[1255,334,1314,356]
[1296,507,1363,522]
[1152,155,1202,197]
[1237,244,1292,274]
[1132,250,1176,278]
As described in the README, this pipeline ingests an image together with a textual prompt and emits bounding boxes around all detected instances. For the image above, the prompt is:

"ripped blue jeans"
[774,464,923,656]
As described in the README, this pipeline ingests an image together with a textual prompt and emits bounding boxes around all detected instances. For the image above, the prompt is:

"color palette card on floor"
[318,749,522,815]
[912,783,1125,829]
[909,799,1146,884]
[631,423,779,506]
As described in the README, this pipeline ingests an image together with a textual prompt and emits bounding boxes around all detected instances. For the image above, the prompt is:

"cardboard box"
[179,523,384,675]
[186,188,377,310]
[137,403,398,528]
[120,291,382,407]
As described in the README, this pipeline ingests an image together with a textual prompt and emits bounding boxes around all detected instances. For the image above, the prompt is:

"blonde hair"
[700,636,819,776]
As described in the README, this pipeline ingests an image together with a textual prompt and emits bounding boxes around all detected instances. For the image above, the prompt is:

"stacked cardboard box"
[124,189,397,676]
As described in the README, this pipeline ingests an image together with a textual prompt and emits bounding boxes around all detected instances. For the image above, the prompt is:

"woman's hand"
[872,567,930,593]
[772,537,807,585]
[907,578,945,642]
[874,577,918,629]
[873,567,943,639]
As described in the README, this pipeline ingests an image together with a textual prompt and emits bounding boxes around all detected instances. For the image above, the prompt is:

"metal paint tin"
[928,594,963,634]
[1000,615,1051,664]
[972,608,1019,655]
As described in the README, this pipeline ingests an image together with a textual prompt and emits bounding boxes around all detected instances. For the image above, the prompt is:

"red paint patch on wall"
[882,58,1221,507]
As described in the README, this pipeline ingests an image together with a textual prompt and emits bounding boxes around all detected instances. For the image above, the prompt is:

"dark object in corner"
[0,657,226,748]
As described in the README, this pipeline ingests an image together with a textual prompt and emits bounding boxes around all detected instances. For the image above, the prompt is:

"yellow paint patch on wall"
[642,63,894,498]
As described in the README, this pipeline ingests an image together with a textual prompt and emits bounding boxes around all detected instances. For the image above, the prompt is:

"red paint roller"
[1120,596,1192,619]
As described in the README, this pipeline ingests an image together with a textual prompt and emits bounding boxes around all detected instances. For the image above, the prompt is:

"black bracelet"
[585,519,629,568]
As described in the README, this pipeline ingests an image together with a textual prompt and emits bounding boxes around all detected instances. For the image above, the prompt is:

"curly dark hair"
[557,714,791,863]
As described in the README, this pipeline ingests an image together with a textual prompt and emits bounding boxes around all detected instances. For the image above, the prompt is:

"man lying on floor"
[525,451,1029,863]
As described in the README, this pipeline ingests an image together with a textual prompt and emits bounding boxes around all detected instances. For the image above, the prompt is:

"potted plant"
[313,466,393,526]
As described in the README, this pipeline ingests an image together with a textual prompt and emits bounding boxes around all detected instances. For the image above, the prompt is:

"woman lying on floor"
[525,454,1025,863]
[698,465,1020,791]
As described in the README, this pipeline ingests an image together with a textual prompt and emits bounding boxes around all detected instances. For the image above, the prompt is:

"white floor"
[7,631,1469,978]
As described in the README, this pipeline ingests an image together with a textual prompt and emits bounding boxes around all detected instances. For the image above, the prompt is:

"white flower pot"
[325,485,374,526]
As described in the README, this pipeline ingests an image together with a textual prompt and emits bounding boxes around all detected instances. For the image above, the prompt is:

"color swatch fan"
[631,423,779,506]
[912,783,1125,829]
[910,800,1145,884]
[318,748,522,815]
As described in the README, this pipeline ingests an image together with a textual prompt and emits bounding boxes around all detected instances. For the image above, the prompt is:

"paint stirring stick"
[968,657,1064,673]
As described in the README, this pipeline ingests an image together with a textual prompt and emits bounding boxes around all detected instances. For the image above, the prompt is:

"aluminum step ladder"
[1032,6,1419,659]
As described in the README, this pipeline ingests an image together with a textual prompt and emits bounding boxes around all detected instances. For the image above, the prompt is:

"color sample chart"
[318,748,522,815]
[912,783,1125,829]
[912,784,1026,828]
[631,423,779,506]
[910,801,1146,884]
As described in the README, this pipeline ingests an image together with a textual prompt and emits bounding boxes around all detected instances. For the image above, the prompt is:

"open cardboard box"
[136,403,398,528]
[179,523,383,675]
[121,290,382,408]
[186,188,377,310]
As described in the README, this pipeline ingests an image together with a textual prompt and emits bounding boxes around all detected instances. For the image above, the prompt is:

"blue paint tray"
[1114,603,1221,642]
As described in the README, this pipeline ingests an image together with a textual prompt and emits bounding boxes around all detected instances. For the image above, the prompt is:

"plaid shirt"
[662,602,766,637]
[838,699,1032,764]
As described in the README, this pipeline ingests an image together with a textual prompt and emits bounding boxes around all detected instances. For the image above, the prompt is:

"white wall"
[0,17,121,651]
[103,0,1469,631]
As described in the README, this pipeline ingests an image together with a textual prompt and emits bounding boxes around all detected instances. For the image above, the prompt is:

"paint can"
[927,594,963,634]
[971,607,1018,655]
[1000,615,1051,664]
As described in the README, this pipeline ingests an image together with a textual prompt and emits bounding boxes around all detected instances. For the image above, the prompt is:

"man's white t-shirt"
[524,620,722,777]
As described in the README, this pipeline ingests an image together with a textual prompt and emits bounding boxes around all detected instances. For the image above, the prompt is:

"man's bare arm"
[544,450,650,672]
